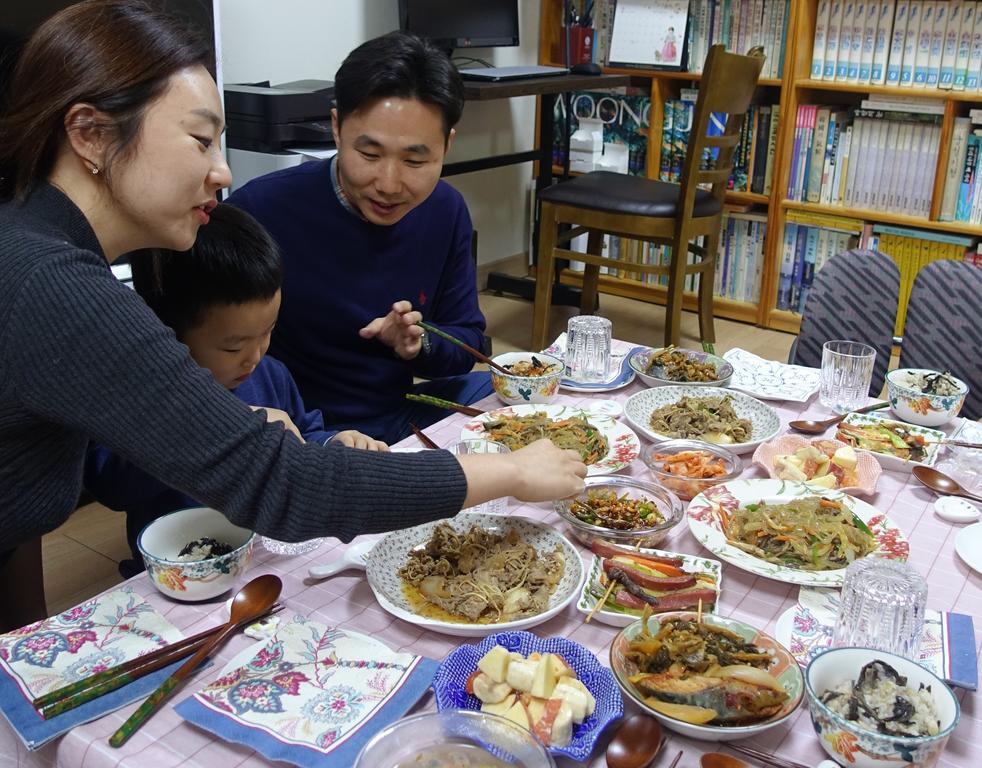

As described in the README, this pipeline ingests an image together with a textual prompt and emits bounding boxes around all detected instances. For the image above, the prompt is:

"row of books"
[787,100,941,217]
[586,0,788,76]
[568,210,767,303]
[776,211,863,312]
[938,113,982,223]
[811,0,982,91]
[873,224,978,333]
[685,0,790,77]
[659,92,781,195]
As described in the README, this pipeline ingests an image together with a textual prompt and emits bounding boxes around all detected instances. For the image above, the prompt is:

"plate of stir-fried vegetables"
[686,479,909,587]
[461,404,641,476]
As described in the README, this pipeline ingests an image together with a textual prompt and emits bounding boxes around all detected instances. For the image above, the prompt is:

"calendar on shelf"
[608,0,690,70]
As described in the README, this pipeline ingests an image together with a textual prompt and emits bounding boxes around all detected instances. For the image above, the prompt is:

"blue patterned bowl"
[805,647,960,768]
[138,506,254,602]
[432,631,623,761]
[887,368,968,427]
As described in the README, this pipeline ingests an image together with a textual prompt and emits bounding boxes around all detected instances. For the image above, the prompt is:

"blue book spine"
[957,135,979,222]
[777,223,797,310]
[790,225,810,311]
[798,227,820,312]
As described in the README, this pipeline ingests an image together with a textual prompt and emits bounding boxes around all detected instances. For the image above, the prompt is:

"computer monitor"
[398,0,519,55]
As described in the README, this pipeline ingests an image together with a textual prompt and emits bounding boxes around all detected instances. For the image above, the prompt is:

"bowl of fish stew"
[805,648,959,768]
[609,611,803,741]
[490,351,564,406]
[553,476,684,550]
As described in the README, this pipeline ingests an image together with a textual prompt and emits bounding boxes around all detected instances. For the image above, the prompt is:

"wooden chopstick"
[416,320,511,374]
[409,422,439,450]
[405,393,484,417]
[34,603,283,720]
[722,742,811,768]
[667,750,684,768]
[925,439,982,449]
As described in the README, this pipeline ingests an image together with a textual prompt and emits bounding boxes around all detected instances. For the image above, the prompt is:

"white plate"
[576,548,723,627]
[722,348,822,402]
[623,386,781,455]
[686,478,910,587]
[836,412,944,473]
[365,513,584,637]
[955,523,982,574]
[461,403,640,475]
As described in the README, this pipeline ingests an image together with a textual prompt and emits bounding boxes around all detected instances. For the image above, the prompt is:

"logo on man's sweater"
[418,290,428,306]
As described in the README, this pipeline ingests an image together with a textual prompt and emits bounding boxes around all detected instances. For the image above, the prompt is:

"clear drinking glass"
[819,340,876,413]
[445,439,511,515]
[566,315,612,383]
[832,558,928,659]
[259,536,325,556]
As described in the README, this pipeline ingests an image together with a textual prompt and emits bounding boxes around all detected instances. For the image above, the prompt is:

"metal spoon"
[788,401,889,434]
[913,465,982,504]
[605,713,664,768]
[108,574,282,747]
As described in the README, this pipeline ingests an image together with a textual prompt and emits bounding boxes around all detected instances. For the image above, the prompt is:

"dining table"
[2,345,979,768]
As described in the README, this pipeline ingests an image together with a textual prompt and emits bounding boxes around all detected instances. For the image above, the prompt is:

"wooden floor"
[43,289,794,614]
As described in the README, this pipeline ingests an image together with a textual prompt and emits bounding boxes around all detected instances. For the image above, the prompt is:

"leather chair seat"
[538,171,723,219]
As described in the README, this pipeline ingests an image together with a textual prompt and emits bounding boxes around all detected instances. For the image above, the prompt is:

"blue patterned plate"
[431,631,623,762]
[542,339,641,392]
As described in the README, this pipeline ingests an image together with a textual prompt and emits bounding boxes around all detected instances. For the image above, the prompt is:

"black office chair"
[899,259,982,420]
[789,249,899,396]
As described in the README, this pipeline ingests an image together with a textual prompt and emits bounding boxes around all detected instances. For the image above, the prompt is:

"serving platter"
[837,412,945,473]
[365,513,584,637]
[624,386,781,455]
[461,403,640,475]
[628,346,733,389]
[686,478,910,587]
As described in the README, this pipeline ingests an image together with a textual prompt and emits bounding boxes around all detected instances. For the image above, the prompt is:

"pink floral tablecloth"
[2,370,978,768]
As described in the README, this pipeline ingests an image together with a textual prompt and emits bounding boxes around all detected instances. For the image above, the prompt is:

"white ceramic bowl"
[624,386,782,455]
[490,351,564,406]
[629,347,734,389]
[887,368,968,427]
[138,506,255,601]
[805,648,960,768]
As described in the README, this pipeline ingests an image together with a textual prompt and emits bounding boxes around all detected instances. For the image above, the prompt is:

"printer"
[224,79,336,191]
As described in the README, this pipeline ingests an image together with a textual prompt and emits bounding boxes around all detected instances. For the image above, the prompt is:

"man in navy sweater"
[229,31,492,444]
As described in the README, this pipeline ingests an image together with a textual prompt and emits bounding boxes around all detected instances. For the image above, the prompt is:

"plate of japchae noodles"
[366,514,584,637]
[624,386,780,455]
[461,403,641,475]
[686,479,910,587]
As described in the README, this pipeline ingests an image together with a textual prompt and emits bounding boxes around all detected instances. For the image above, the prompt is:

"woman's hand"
[330,430,389,451]
[250,405,304,442]
[455,438,586,508]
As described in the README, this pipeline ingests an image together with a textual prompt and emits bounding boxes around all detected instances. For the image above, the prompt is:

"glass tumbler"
[445,439,511,515]
[831,558,928,659]
[819,340,876,413]
[566,315,612,383]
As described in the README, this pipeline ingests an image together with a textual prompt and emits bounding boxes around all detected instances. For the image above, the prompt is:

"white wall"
[217,0,541,267]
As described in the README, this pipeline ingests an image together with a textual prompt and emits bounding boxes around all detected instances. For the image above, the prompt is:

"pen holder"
[567,25,594,65]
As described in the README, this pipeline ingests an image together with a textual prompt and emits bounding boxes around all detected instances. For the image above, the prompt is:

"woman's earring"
[91,165,100,175]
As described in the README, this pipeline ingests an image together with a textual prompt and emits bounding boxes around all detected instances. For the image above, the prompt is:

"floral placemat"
[175,617,437,768]
[779,587,977,690]
[723,347,821,402]
[0,586,185,749]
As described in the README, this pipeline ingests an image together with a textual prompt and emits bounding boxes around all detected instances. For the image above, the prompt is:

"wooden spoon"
[108,574,282,747]
[606,713,664,768]
[913,465,982,504]
[701,755,748,768]
[787,401,889,434]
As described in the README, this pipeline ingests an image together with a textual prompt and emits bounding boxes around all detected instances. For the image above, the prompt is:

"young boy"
[84,204,384,576]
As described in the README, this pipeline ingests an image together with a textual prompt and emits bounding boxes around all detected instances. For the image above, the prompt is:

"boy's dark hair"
[334,30,464,139]
[131,204,283,338]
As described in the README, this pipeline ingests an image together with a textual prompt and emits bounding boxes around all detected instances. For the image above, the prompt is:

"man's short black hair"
[131,204,283,338]
[334,30,464,138]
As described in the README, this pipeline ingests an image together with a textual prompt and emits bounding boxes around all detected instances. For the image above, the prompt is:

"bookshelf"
[538,0,982,337]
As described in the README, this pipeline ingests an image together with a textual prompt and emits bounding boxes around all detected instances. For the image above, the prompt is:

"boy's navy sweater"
[84,356,334,516]
[228,159,486,425]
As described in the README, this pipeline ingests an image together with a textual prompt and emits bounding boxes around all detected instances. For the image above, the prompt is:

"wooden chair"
[531,45,764,350]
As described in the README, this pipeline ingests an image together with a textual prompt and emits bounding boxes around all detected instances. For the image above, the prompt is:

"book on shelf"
[938,0,961,89]
[885,0,910,85]
[836,1,856,80]
[968,6,982,90]
[899,0,921,86]
[857,0,879,83]
[940,117,971,221]
[911,0,934,87]
[551,88,651,176]
[924,0,947,88]
[813,0,833,78]
[777,211,862,312]
[871,0,895,84]
[953,2,976,90]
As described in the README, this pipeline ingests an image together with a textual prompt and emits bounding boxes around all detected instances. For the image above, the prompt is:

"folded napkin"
[723,347,821,402]
[787,587,978,690]
[543,333,642,390]
[0,586,186,749]
[176,617,437,768]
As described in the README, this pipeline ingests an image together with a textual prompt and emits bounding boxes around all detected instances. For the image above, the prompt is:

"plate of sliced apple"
[752,436,882,495]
